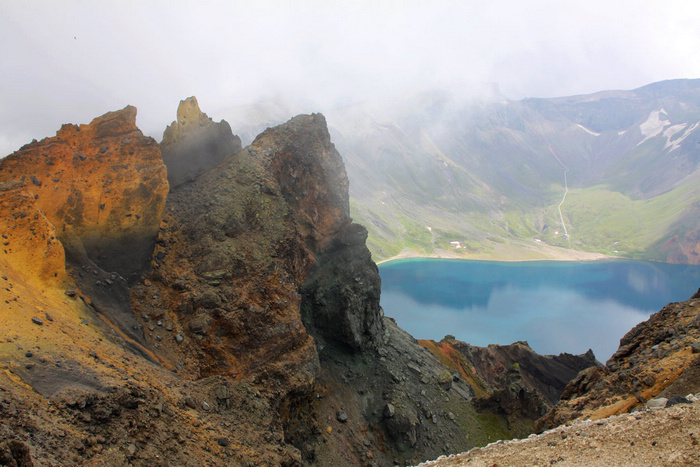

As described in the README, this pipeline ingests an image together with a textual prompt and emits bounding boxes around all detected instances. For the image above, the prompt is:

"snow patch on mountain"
[665,121,699,152]
[638,109,670,145]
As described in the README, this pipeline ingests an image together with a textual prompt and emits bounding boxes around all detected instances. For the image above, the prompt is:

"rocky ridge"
[418,339,598,436]
[538,290,700,430]
[161,96,242,189]
[1,98,693,467]
[0,101,581,467]
[0,106,168,282]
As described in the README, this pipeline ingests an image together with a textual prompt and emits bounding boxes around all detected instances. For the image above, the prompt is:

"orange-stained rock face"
[0,184,67,288]
[0,106,169,281]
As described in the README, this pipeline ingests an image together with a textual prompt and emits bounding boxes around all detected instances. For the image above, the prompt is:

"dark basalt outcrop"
[419,339,598,432]
[140,112,386,378]
[301,222,384,352]
[145,111,477,464]
[161,96,242,188]
[457,341,600,406]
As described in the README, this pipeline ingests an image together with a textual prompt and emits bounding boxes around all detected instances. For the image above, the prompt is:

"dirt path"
[549,147,572,248]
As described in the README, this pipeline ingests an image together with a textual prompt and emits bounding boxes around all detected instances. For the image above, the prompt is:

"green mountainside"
[220,79,700,263]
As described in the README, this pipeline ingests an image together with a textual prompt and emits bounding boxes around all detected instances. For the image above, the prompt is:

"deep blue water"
[378,259,700,361]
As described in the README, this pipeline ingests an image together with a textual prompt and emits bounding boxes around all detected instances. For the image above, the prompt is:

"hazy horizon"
[3,1,700,156]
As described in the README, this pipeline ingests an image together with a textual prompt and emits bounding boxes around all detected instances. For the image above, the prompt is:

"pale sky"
[2,0,700,156]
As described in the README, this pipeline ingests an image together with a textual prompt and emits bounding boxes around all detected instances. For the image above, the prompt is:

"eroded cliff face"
[418,339,598,435]
[0,106,168,282]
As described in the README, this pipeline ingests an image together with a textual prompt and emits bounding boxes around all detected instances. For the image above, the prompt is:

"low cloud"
[2,1,700,156]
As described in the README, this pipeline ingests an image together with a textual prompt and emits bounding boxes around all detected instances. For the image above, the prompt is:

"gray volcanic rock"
[0,103,611,467]
[456,341,600,405]
[301,222,384,352]
[161,96,242,188]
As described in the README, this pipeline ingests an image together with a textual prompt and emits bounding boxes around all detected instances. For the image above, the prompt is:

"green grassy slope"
[550,179,700,259]
[354,172,700,263]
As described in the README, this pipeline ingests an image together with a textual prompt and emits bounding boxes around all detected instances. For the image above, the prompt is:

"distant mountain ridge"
[218,79,700,263]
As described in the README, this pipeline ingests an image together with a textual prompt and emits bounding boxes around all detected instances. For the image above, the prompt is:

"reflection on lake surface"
[378,259,700,361]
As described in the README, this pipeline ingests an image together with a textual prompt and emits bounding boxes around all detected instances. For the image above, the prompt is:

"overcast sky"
[2,0,700,156]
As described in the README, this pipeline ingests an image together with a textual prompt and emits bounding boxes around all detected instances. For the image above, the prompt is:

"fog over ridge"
[2,1,700,156]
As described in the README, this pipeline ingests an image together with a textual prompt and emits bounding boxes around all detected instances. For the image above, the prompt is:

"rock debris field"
[419,395,700,466]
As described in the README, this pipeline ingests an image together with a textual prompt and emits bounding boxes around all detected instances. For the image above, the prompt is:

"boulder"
[646,398,668,410]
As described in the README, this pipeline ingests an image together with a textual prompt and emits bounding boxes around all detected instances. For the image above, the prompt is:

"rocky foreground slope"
[421,401,700,466]
[0,99,601,466]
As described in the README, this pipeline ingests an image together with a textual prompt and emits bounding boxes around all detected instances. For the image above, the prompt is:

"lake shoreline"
[376,247,612,266]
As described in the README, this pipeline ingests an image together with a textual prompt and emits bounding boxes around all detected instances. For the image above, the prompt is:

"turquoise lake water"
[378,259,700,361]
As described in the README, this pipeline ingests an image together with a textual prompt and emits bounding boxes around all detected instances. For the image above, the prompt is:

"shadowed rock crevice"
[0,439,34,467]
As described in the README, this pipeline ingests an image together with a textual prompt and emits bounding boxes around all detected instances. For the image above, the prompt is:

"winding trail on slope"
[549,147,572,248]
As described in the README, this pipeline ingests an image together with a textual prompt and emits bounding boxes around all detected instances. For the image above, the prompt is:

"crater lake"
[378,259,700,361]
